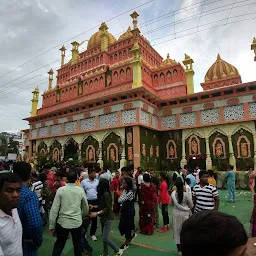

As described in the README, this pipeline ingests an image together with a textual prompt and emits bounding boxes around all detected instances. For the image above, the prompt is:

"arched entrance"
[50,140,62,163]
[81,136,99,164]
[64,137,79,160]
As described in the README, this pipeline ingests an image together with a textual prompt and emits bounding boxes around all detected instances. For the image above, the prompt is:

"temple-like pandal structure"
[23,11,256,176]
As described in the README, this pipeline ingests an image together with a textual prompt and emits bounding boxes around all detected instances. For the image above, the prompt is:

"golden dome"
[87,30,116,50]
[160,53,177,66]
[119,26,133,40]
[204,54,239,82]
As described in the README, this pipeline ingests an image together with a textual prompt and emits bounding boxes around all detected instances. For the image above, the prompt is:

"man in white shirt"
[194,166,201,184]
[81,168,99,241]
[0,172,23,256]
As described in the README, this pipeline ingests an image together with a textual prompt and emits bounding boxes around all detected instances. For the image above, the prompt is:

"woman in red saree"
[139,173,157,235]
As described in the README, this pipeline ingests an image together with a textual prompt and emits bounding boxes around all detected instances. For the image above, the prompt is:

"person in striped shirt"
[192,170,219,213]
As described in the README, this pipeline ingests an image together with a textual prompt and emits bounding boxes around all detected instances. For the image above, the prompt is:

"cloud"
[0,0,255,132]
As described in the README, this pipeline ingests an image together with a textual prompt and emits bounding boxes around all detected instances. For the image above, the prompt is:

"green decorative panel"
[102,132,122,170]
[209,132,229,171]
[159,130,182,172]
[78,81,83,96]
[232,129,254,170]
[140,127,161,171]
[125,127,133,165]
[64,138,79,161]
[50,140,62,162]
[37,141,47,155]
[82,136,99,163]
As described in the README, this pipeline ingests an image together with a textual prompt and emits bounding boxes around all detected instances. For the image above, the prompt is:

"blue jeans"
[228,185,236,202]
[81,217,93,253]
[102,220,119,256]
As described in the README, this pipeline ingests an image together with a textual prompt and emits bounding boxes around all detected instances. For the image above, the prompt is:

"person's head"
[30,171,38,182]
[181,211,248,256]
[208,170,214,177]
[115,170,120,179]
[150,170,155,178]
[38,172,47,183]
[185,177,191,185]
[97,178,110,201]
[186,168,193,174]
[88,168,96,180]
[159,172,167,182]
[196,166,199,170]
[138,168,143,175]
[54,171,62,181]
[13,162,31,182]
[230,165,234,171]
[126,166,133,177]
[199,170,209,185]
[121,167,127,176]
[43,164,51,173]
[122,177,133,191]
[143,173,151,183]
[66,171,77,183]
[0,172,21,213]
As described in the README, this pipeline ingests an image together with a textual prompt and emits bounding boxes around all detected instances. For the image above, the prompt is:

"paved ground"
[39,190,253,256]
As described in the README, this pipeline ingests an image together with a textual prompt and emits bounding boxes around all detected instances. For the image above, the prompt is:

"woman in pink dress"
[249,168,256,197]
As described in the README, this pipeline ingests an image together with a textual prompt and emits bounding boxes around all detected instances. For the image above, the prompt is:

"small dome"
[119,26,132,40]
[87,30,116,50]
[160,53,177,66]
[204,54,239,82]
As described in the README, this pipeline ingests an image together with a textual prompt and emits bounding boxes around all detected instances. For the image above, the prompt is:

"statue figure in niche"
[169,145,175,158]
[173,69,178,81]
[154,75,158,85]
[237,135,251,158]
[241,143,248,157]
[142,144,146,156]
[40,148,46,156]
[87,147,95,162]
[160,74,165,84]
[166,140,177,158]
[191,140,198,154]
[128,147,133,160]
[52,148,60,162]
[215,142,223,158]
[150,145,153,157]
[100,77,104,87]
[126,68,131,80]
[56,93,60,102]
[95,79,99,88]
[79,85,83,95]
[167,72,172,82]
[110,149,116,161]
[156,146,159,157]
[114,72,118,82]
[120,70,125,81]
[107,75,112,87]
[127,131,133,145]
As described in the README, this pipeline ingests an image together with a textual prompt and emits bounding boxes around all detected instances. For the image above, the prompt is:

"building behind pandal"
[23,12,256,184]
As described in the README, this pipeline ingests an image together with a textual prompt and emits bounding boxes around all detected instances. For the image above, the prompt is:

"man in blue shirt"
[81,168,99,241]
[185,168,196,188]
[13,162,43,256]
[226,165,236,203]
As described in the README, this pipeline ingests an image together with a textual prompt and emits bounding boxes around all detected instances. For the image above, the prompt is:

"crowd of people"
[0,160,256,256]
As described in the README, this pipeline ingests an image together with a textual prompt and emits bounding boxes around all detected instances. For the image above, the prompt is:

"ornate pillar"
[78,143,82,161]
[254,134,256,170]
[132,126,141,168]
[180,138,187,168]
[97,140,103,168]
[228,135,236,171]
[205,137,212,170]
[28,141,33,159]
[120,138,127,168]
[61,144,65,161]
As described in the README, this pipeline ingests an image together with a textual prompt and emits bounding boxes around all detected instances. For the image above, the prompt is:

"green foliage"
[0,135,8,156]
[7,138,19,154]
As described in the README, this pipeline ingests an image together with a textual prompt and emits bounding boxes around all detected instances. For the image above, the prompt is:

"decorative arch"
[166,70,172,82]
[160,72,165,84]
[166,139,177,158]
[188,135,201,155]
[184,130,204,140]
[231,125,254,135]
[37,141,47,154]
[208,127,228,138]
[86,145,96,162]
[101,130,123,143]
[81,135,99,162]
[113,71,118,81]
[107,143,119,162]
[126,67,131,80]
[120,69,125,80]
[212,137,226,158]
[237,135,251,158]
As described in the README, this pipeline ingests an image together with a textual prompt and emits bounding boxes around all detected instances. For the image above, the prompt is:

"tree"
[7,138,19,155]
[0,135,8,156]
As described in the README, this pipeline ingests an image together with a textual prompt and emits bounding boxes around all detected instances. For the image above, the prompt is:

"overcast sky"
[0,0,255,132]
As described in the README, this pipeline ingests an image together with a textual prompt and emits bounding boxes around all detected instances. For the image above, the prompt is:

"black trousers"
[52,223,82,256]
[161,204,169,226]
[88,199,98,236]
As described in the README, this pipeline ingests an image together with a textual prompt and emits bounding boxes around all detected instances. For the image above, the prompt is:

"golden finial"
[167,53,170,59]
[217,53,221,60]
[185,53,190,60]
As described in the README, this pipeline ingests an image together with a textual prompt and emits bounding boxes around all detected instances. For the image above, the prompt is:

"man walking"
[226,165,236,203]
[192,170,219,213]
[49,171,89,256]
[13,162,43,256]
[0,172,23,256]
[81,168,99,241]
